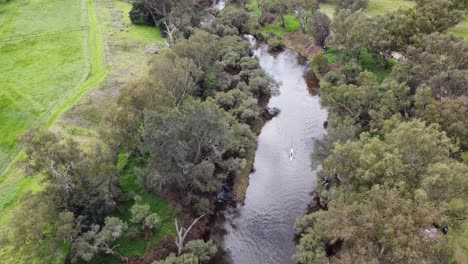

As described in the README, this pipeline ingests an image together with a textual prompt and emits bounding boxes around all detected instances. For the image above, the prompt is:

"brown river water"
[210,34,328,264]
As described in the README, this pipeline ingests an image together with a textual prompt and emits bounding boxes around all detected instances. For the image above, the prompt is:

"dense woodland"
[296,0,468,263]
[0,0,466,263]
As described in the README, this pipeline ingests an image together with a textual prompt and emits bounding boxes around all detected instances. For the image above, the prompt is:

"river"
[210,34,328,263]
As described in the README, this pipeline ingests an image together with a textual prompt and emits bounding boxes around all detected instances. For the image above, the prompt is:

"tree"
[329,9,370,57]
[268,0,290,28]
[72,217,128,263]
[0,192,56,257]
[311,113,358,168]
[368,0,463,67]
[413,0,463,35]
[175,215,204,256]
[215,88,259,123]
[420,162,468,207]
[336,0,368,12]
[173,30,220,70]
[141,0,173,24]
[149,52,203,107]
[393,33,468,98]
[291,0,319,33]
[369,80,412,131]
[137,0,199,44]
[421,98,468,149]
[129,2,153,25]
[339,59,362,84]
[320,77,379,120]
[108,76,171,152]
[296,187,451,263]
[184,240,218,263]
[320,119,454,193]
[20,130,118,219]
[141,99,233,194]
[154,253,199,264]
[311,10,330,47]
[451,0,468,10]
[130,203,160,232]
[217,6,250,33]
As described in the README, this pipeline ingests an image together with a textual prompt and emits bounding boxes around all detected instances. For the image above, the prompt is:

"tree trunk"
[382,53,388,69]
[175,215,205,256]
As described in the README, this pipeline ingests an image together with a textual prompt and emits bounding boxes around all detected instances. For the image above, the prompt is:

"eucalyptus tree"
[71,217,128,263]
[20,130,118,220]
[296,187,451,264]
[149,52,203,107]
[311,10,330,46]
[141,98,253,195]
[291,0,319,33]
[368,0,463,67]
[393,33,468,98]
[329,9,370,57]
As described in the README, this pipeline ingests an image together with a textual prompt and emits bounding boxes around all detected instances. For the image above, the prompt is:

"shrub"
[310,53,330,77]
[340,59,362,84]
[129,3,152,25]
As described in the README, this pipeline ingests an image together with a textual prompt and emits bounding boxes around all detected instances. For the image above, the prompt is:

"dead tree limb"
[174,214,205,256]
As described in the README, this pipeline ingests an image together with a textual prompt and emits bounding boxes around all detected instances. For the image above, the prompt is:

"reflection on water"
[211,38,328,264]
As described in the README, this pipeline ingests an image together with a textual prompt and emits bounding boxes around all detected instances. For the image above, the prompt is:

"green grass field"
[0,0,87,168]
[0,0,105,217]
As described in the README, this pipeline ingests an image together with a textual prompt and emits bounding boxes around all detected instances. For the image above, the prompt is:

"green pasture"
[0,0,86,168]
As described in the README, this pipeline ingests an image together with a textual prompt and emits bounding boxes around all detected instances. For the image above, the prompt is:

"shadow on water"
[210,36,327,264]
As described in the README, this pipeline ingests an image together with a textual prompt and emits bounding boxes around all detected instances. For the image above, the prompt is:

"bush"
[310,53,330,77]
[185,240,218,263]
[322,71,344,86]
[267,36,284,51]
[129,3,154,25]
[340,59,362,84]
[192,198,210,216]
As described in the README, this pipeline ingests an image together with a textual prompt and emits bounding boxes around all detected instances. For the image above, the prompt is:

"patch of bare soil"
[283,32,322,58]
